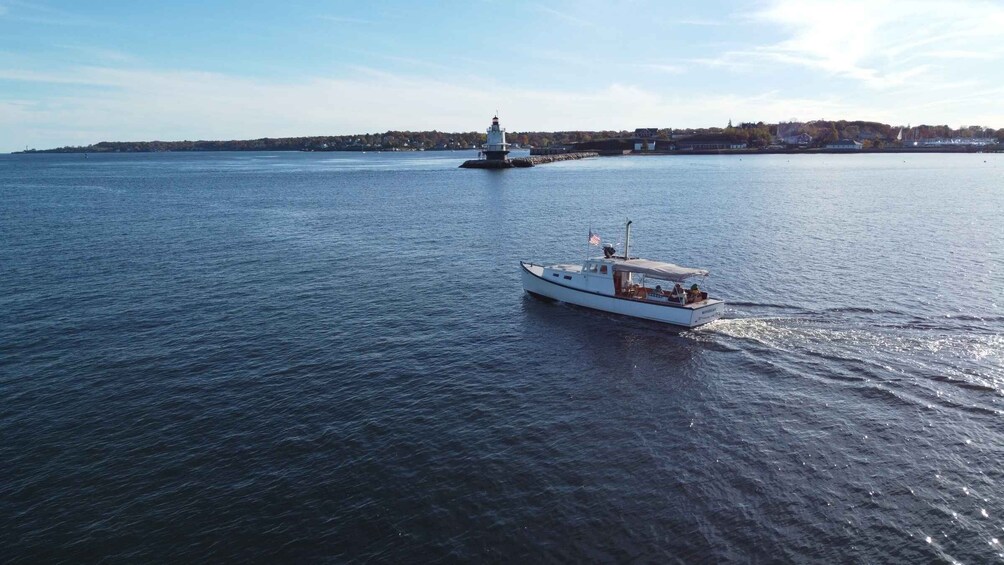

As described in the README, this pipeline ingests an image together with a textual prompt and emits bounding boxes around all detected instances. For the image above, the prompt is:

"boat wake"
[698,316,1002,364]
[691,315,1004,405]
[726,300,806,311]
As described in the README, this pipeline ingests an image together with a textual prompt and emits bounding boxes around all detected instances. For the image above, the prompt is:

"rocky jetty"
[459,151,599,169]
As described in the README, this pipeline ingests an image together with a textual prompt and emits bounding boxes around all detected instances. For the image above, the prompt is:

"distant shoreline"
[640,147,1002,156]
[13,119,1002,155]
[12,146,1000,156]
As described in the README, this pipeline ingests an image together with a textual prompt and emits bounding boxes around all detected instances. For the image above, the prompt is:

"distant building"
[781,132,812,146]
[632,128,659,151]
[776,122,806,143]
[826,139,863,150]
[915,137,997,147]
[676,136,747,150]
[483,115,510,161]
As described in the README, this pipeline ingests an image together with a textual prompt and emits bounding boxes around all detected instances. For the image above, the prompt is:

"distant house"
[781,133,812,146]
[632,128,660,151]
[826,139,863,150]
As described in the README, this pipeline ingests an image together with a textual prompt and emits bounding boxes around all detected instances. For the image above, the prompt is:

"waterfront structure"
[483,115,510,161]
[914,137,998,147]
[531,145,572,155]
[676,136,747,150]
[633,128,658,151]
[826,139,863,150]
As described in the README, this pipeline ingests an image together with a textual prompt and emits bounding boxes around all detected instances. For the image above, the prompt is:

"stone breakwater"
[459,152,599,169]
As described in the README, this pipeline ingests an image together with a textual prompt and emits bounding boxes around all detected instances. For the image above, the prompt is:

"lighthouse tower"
[483,115,510,161]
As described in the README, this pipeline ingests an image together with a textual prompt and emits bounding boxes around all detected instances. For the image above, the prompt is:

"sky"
[1,0,1003,152]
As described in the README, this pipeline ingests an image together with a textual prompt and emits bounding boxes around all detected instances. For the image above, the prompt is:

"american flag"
[588,229,601,246]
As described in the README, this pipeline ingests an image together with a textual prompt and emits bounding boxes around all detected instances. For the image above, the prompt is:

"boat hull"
[521,262,723,328]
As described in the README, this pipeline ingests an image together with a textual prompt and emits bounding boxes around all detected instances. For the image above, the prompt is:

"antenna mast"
[624,220,632,259]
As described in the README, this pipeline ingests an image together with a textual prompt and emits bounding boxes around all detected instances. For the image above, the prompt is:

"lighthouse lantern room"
[483,115,510,161]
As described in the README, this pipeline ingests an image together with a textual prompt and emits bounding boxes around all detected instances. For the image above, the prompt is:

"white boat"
[520,222,725,328]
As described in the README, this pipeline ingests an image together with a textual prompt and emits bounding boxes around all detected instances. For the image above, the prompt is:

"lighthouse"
[483,115,510,161]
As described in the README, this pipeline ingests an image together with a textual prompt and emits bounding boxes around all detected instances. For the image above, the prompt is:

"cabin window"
[564,275,572,280]
[600,265,608,274]
[552,273,559,277]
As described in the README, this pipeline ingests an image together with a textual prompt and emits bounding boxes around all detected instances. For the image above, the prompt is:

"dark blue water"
[2,151,1002,562]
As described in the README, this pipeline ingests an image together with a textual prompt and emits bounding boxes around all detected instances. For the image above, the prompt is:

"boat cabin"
[542,256,710,307]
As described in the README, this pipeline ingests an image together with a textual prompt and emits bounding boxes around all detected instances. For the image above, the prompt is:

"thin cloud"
[55,44,134,63]
[672,18,726,26]
[922,49,1001,61]
[532,5,597,29]
[378,54,452,71]
[730,0,1004,90]
[511,47,592,68]
[636,63,687,75]
[689,54,758,72]
[0,62,954,153]
[0,68,112,85]
[1,0,97,25]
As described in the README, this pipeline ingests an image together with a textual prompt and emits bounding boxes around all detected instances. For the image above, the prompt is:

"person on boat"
[687,283,702,304]
[670,283,685,299]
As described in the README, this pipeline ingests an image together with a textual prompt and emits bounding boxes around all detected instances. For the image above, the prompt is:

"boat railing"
[628,283,702,305]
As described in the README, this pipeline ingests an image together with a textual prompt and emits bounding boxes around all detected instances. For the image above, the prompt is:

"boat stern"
[689,299,725,327]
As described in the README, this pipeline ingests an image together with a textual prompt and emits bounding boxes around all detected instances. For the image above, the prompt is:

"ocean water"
[1,150,1002,562]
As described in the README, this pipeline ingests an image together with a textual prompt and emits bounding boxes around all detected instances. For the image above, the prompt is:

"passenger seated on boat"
[687,284,702,304]
[667,283,685,302]
[655,285,663,294]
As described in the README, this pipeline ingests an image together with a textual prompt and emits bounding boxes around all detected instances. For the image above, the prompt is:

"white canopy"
[613,258,709,281]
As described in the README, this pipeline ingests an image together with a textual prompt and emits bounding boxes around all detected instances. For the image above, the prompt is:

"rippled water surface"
[2,151,1002,562]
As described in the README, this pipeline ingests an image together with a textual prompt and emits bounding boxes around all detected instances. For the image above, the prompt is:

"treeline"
[28,130,642,153]
[30,131,490,153]
[20,121,1004,153]
[675,121,1002,149]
